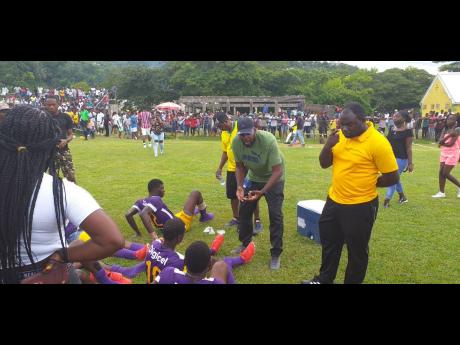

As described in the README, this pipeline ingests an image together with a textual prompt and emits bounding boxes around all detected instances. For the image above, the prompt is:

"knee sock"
[198,202,207,217]
[110,262,146,278]
[223,258,237,284]
[159,142,164,153]
[224,256,245,269]
[113,248,137,260]
[153,142,158,156]
[129,243,144,251]
[95,268,117,284]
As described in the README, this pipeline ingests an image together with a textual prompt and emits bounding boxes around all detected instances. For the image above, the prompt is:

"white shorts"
[152,133,164,141]
[131,127,138,133]
[141,127,150,136]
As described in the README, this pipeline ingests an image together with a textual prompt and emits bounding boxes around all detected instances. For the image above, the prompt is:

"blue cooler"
[297,200,326,244]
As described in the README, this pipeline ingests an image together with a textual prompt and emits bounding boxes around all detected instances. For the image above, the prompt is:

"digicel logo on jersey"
[148,247,169,266]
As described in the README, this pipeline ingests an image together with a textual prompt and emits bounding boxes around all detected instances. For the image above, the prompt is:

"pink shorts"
[440,151,460,166]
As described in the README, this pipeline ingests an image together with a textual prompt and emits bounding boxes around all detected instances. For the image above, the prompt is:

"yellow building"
[420,72,460,114]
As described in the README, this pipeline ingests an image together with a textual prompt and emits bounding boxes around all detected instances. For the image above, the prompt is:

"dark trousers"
[238,180,284,257]
[422,127,428,138]
[318,196,378,284]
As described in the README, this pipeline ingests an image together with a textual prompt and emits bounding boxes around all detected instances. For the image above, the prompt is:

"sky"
[338,61,444,75]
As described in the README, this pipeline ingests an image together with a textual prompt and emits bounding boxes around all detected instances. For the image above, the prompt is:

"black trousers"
[318,196,378,284]
[238,180,284,257]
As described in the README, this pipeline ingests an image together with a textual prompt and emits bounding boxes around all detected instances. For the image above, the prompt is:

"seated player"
[125,179,214,240]
[155,239,255,284]
[65,222,148,262]
[64,223,132,284]
[110,217,225,282]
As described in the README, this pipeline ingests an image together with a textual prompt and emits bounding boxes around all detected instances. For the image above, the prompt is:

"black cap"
[216,112,228,124]
[237,117,255,135]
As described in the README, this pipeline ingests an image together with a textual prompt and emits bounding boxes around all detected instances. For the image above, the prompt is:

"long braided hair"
[0,105,67,283]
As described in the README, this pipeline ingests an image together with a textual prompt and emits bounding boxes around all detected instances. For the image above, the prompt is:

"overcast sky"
[338,61,444,75]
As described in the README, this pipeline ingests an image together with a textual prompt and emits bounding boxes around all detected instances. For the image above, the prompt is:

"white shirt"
[97,112,104,123]
[112,114,121,127]
[20,174,100,265]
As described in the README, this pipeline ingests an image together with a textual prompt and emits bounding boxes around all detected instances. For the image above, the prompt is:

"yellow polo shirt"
[328,122,398,204]
[221,122,238,172]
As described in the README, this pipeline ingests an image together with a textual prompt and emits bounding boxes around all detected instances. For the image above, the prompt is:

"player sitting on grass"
[65,222,148,261]
[155,238,256,284]
[110,217,225,282]
[125,179,214,240]
[64,223,132,284]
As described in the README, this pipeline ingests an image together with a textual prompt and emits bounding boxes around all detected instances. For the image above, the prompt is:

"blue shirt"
[130,114,138,128]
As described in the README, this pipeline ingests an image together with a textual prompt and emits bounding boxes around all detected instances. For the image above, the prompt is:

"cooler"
[297,200,326,244]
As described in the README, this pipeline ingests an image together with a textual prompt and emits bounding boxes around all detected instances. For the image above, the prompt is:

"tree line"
[1,61,456,113]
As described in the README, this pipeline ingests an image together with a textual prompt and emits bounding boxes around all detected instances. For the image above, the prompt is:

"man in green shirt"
[79,107,90,140]
[232,117,285,270]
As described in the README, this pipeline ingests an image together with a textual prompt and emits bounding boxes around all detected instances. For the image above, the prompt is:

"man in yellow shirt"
[215,113,263,233]
[303,102,399,284]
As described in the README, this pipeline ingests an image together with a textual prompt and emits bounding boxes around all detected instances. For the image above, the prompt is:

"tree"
[438,62,460,72]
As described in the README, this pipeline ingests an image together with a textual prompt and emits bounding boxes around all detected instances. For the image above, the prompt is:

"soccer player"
[110,218,226,283]
[125,179,214,239]
[155,239,255,284]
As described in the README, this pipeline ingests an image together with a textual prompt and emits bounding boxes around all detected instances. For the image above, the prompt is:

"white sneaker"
[432,192,446,198]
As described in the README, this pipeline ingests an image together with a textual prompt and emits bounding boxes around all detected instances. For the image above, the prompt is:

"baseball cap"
[0,103,10,111]
[237,117,255,135]
[215,112,228,124]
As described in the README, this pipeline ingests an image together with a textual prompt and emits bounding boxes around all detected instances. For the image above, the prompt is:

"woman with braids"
[0,105,125,284]
[383,111,414,208]
[432,114,460,199]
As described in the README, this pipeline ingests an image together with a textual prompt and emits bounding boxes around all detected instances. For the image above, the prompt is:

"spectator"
[0,103,10,123]
[383,111,414,208]
[432,115,460,199]
[45,96,77,183]
[303,102,398,284]
[0,105,124,284]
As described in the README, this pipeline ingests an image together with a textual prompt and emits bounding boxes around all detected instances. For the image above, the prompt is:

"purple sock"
[65,222,77,237]
[224,256,244,269]
[223,258,236,284]
[129,243,144,251]
[95,268,117,284]
[113,248,137,260]
[110,262,146,278]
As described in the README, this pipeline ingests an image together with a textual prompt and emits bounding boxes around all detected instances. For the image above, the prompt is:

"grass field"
[70,133,460,284]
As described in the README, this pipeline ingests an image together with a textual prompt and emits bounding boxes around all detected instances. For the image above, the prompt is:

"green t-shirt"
[232,130,285,182]
[80,109,89,121]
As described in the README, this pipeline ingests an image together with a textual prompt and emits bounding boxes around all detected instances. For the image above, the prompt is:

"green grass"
[70,133,460,284]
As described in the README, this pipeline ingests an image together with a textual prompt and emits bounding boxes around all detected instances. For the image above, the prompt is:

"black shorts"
[226,171,237,199]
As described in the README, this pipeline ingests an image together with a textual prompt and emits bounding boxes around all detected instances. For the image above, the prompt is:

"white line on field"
[413,144,439,150]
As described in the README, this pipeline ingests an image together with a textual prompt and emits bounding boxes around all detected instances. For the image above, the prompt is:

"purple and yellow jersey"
[145,239,185,284]
[155,266,224,284]
[132,196,175,229]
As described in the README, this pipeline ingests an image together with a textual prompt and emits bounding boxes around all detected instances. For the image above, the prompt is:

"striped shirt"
[139,111,152,129]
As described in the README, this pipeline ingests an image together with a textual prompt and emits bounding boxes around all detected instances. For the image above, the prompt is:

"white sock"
[153,142,158,156]
[159,143,164,153]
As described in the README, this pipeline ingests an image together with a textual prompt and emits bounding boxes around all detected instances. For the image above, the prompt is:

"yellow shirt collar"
[340,121,374,143]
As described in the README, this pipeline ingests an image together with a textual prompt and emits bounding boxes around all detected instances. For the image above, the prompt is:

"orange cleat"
[106,271,132,284]
[240,242,255,263]
[135,245,148,261]
[210,234,225,255]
